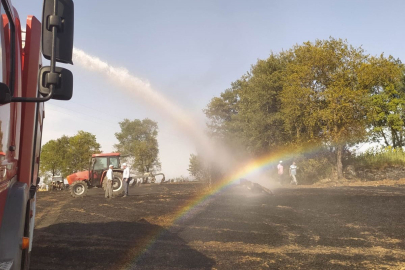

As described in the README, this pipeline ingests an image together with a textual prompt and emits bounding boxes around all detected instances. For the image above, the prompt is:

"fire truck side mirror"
[0,83,11,104]
[42,0,74,64]
[9,0,74,103]
[38,66,73,100]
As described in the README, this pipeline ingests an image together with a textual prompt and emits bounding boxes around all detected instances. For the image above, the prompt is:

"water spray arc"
[72,48,226,163]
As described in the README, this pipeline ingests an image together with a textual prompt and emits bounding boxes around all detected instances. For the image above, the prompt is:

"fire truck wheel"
[70,181,88,197]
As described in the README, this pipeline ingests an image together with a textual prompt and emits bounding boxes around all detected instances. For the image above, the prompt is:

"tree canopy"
[65,131,101,175]
[114,118,160,173]
[188,153,223,187]
[40,131,101,178]
[204,38,405,179]
[188,154,205,181]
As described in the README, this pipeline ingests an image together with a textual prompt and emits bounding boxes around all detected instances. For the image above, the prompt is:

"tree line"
[40,118,160,181]
[191,38,405,181]
[40,131,101,179]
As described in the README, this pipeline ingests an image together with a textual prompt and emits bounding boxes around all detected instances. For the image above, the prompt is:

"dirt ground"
[30,182,405,270]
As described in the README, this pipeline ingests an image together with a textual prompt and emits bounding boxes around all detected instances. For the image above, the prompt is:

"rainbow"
[124,144,324,268]
[73,48,339,268]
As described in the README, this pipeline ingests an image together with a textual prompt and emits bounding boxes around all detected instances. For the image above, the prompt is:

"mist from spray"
[72,48,237,173]
[72,49,282,267]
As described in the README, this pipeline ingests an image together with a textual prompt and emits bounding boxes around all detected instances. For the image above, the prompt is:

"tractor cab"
[89,153,121,186]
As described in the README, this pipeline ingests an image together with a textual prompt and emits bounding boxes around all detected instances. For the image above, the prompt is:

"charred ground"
[31,182,405,269]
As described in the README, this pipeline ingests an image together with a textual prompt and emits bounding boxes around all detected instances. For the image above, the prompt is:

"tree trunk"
[391,128,397,148]
[336,144,343,180]
[381,130,390,147]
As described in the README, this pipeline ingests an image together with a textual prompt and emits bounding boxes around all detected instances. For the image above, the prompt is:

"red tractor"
[66,153,125,197]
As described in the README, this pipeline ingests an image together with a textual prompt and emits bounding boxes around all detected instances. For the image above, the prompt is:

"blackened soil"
[31,183,405,269]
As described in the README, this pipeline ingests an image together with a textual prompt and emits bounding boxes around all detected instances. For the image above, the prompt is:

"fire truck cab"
[0,0,74,269]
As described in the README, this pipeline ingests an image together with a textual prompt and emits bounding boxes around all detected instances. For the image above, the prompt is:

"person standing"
[277,161,284,184]
[122,163,130,197]
[105,164,114,199]
[289,162,298,185]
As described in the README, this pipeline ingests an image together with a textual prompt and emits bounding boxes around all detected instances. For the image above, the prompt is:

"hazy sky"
[13,0,405,178]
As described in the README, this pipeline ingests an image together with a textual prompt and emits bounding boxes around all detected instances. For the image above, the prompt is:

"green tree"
[188,154,205,181]
[205,82,241,139]
[40,136,70,177]
[205,37,405,181]
[40,131,100,177]
[281,38,370,179]
[115,118,160,173]
[40,140,63,177]
[205,53,291,156]
[237,53,291,154]
[363,55,405,148]
[188,153,222,187]
[65,131,101,175]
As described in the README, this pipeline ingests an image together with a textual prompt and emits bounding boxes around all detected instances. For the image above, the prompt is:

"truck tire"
[102,172,124,196]
[70,181,88,197]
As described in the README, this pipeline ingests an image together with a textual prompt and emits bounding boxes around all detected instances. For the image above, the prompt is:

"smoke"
[72,48,233,169]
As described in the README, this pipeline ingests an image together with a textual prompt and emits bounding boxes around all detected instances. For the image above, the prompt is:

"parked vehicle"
[67,153,166,197]
[50,176,65,191]
[0,0,74,268]
[67,153,125,197]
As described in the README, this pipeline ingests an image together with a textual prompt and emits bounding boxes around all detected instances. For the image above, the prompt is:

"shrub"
[351,146,405,169]
[295,157,334,184]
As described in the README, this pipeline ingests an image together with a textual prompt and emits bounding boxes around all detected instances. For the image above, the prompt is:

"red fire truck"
[0,0,74,269]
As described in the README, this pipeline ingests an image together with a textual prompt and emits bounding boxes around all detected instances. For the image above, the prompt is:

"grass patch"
[351,146,405,169]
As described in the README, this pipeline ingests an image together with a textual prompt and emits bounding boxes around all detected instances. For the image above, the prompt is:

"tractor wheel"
[70,181,88,197]
[102,172,124,196]
[112,172,124,196]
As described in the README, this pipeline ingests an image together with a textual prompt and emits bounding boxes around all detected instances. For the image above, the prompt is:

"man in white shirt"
[277,161,284,184]
[122,163,130,197]
[105,164,114,199]
[289,162,298,185]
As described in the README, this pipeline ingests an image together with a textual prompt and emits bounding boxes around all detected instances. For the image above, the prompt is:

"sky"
[12,0,405,178]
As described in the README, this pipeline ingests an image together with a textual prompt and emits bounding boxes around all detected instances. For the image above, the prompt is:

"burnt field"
[31,182,405,270]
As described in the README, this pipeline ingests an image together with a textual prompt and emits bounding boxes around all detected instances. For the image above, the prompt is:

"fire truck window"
[93,157,107,170]
[0,0,12,86]
[0,1,13,95]
[0,3,9,159]
[110,157,119,169]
